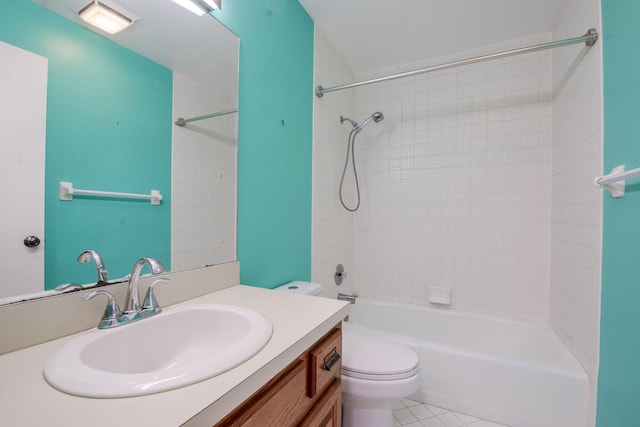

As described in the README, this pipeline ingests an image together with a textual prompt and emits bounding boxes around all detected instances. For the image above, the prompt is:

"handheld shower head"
[355,111,384,133]
[338,110,385,212]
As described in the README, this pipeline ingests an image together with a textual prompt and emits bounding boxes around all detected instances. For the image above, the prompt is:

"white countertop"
[0,285,350,426]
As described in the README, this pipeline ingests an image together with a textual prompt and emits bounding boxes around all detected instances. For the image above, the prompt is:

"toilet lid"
[341,329,419,381]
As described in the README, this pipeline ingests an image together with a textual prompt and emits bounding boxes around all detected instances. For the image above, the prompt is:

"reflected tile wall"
[172,72,237,271]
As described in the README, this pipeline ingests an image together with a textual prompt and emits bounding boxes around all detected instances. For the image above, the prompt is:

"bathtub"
[343,298,588,427]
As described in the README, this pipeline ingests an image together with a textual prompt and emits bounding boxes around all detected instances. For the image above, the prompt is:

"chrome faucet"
[123,257,166,314]
[338,293,356,304]
[77,250,109,285]
[83,257,169,329]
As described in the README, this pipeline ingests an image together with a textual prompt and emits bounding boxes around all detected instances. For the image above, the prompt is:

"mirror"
[0,0,238,303]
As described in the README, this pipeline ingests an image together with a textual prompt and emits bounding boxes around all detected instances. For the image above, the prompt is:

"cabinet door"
[218,358,309,427]
[215,325,342,427]
[300,379,341,427]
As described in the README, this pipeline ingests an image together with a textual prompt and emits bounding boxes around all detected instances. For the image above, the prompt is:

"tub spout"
[338,293,356,304]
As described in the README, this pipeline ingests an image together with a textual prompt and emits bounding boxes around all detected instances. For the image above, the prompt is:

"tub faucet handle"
[335,264,347,285]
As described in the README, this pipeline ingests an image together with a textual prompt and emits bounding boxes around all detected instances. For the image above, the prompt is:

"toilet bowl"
[273,281,420,427]
[341,328,420,427]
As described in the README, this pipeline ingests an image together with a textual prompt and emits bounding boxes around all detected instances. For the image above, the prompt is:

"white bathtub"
[343,298,588,427]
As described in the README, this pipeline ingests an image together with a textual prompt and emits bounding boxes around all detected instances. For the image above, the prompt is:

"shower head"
[355,111,384,133]
[340,115,358,128]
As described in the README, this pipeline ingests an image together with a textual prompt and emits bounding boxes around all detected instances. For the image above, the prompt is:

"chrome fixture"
[340,112,384,134]
[123,257,167,314]
[83,290,122,328]
[175,107,237,126]
[355,112,384,133]
[339,112,384,211]
[55,283,87,292]
[142,278,171,310]
[83,257,169,329]
[338,293,356,304]
[316,28,598,97]
[77,250,109,284]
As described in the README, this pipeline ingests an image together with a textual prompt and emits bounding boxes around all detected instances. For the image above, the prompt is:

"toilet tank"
[273,281,322,296]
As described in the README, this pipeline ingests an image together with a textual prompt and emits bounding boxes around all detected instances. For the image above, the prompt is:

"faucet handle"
[82,290,122,328]
[142,278,171,311]
[55,283,84,292]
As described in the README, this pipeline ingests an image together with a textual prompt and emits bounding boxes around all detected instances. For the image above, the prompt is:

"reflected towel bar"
[593,165,640,198]
[175,108,238,126]
[316,28,598,97]
[59,182,163,205]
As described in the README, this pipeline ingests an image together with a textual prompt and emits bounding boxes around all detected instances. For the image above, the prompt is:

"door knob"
[23,236,41,248]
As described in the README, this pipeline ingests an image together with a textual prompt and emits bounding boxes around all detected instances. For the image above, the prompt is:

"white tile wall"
[352,34,554,321]
[550,0,602,423]
[171,72,237,271]
[312,9,602,426]
[312,29,357,298]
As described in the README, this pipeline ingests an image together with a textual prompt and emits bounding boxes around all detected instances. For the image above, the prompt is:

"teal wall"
[597,1,640,425]
[0,0,172,288]
[215,0,314,287]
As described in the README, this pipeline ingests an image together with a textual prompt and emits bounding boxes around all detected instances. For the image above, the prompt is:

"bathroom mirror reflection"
[0,0,238,303]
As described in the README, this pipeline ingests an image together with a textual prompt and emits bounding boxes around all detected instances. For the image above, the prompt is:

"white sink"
[43,304,273,398]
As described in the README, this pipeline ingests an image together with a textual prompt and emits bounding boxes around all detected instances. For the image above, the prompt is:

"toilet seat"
[342,365,419,381]
[341,329,419,381]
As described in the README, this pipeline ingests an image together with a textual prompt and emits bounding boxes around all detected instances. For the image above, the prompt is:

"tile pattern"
[549,0,602,389]
[171,72,237,271]
[312,29,357,298]
[393,399,510,427]
[549,0,602,423]
[352,34,553,321]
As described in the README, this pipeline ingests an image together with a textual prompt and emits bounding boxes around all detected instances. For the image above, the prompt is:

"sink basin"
[43,304,273,398]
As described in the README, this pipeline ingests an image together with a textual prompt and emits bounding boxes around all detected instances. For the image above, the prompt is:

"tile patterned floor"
[392,399,511,427]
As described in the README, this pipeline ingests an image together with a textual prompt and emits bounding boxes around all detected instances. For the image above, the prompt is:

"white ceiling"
[298,0,562,76]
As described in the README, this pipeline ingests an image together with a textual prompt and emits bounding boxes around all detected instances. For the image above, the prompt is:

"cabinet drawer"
[217,357,308,427]
[300,378,342,427]
[308,328,342,398]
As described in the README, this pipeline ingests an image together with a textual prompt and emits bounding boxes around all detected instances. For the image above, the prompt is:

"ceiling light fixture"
[171,0,221,17]
[78,0,138,35]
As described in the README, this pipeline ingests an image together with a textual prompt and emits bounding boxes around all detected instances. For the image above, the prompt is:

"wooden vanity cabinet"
[216,325,342,427]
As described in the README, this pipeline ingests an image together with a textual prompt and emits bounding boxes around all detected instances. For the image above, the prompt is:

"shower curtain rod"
[315,28,598,97]
[175,107,238,126]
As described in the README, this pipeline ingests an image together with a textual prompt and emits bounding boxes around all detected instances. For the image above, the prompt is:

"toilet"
[274,282,420,427]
